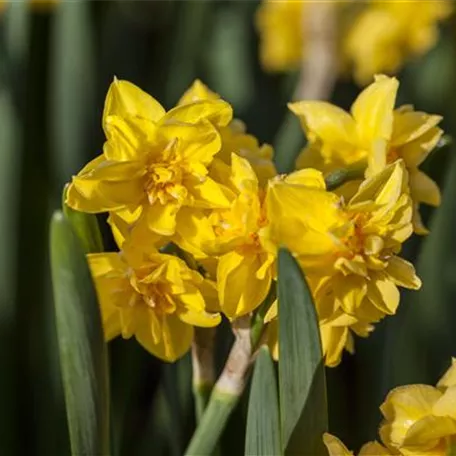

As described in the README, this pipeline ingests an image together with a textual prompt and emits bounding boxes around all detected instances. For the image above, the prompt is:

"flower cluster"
[324,358,456,455]
[256,0,453,85]
[67,75,442,366]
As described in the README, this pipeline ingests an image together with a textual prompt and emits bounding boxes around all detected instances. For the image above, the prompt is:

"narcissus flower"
[265,160,421,366]
[87,244,220,362]
[66,79,231,239]
[345,1,453,85]
[292,74,443,233]
[379,358,456,455]
[255,0,304,72]
[205,155,275,319]
[324,359,456,456]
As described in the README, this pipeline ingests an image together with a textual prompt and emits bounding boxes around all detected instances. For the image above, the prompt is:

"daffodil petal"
[217,251,272,319]
[323,433,354,456]
[386,256,421,290]
[135,312,193,362]
[288,100,356,149]
[146,201,179,236]
[392,109,442,147]
[185,175,231,209]
[103,78,165,127]
[351,74,398,145]
[410,170,441,207]
[177,309,221,328]
[164,99,233,128]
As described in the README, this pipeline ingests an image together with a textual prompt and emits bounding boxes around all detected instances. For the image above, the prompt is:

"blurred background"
[0,1,455,455]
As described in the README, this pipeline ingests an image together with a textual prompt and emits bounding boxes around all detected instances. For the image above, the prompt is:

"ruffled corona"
[88,243,220,362]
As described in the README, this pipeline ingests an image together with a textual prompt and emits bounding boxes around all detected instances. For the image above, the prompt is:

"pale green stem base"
[185,390,239,456]
[193,382,212,424]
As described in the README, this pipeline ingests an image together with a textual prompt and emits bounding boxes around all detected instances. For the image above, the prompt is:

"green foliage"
[277,248,328,455]
[50,211,110,455]
[245,346,281,456]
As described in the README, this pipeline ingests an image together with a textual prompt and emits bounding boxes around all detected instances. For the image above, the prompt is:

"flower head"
[255,0,305,72]
[324,359,456,456]
[265,160,421,366]
[345,1,453,85]
[379,359,456,455]
[88,244,220,362]
[292,75,443,233]
[66,79,232,239]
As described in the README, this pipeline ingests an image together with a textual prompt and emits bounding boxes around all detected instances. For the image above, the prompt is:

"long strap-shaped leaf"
[50,211,110,456]
[245,346,282,455]
[277,248,328,455]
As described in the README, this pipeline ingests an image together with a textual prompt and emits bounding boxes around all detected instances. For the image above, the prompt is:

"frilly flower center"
[145,163,187,205]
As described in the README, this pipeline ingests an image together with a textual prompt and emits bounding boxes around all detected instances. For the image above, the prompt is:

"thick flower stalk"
[66,78,231,242]
[324,358,456,456]
[87,242,220,362]
[292,74,444,233]
[264,160,421,366]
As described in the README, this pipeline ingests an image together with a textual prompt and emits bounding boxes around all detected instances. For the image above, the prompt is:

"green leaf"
[277,248,328,455]
[62,186,103,254]
[245,346,281,456]
[50,211,110,455]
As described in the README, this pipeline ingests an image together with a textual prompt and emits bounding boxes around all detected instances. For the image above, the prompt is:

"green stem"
[185,316,251,455]
[185,390,239,456]
[191,327,216,423]
[193,382,213,424]
[325,162,366,191]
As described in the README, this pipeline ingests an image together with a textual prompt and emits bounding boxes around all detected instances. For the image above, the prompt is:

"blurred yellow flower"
[324,359,456,456]
[66,79,231,239]
[206,155,275,319]
[88,243,220,362]
[379,360,456,455]
[255,0,304,73]
[255,1,452,85]
[345,1,453,85]
[293,75,443,233]
[265,160,421,366]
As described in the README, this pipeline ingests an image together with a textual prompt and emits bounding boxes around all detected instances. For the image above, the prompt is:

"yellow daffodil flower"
[324,359,456,456]
[265,160,421,366]
[87,243,221,362]
[379,358,456,455]
[205,154,275,319]
[255,0,304,73]
[66,78,231,241]
[178,80,276,186]
[323,433,393,456]
[345,1,453,85]
[293,75,443,233]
